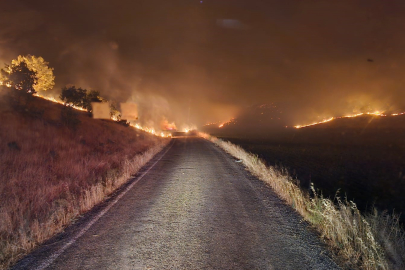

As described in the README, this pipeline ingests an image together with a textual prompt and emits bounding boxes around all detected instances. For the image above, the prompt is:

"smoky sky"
[2,0,405,128]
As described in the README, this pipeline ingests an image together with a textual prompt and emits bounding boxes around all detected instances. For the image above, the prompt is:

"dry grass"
[201,133,405,270]
[0,94,170,269]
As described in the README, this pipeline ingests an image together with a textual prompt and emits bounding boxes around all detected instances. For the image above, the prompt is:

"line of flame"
[32,93,171,138]
[203,118,235,128]
[294,111,404,129]
[34,93,88,111]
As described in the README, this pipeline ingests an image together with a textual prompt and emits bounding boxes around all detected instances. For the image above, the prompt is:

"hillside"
[0,89,169,269]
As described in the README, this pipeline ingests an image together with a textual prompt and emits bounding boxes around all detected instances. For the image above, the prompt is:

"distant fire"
[219,118,235,128]
[181,124,198,133]
[161,119,177,131]
[204,118,235,128]
[294,111,404,129]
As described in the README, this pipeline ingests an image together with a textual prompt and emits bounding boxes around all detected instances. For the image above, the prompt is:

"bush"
[60,86,87,108]
[60,86,103,113]
[60,106,80,130]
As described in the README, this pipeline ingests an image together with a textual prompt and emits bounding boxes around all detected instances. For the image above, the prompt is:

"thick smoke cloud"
[1,0,405,128]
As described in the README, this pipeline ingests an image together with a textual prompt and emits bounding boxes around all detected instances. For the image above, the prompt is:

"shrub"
[60,106,80,130]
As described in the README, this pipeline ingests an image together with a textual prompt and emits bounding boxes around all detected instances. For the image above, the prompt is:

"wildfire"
[203,118,235,128]
[33,93,88,111]
[3,65,170,138]
[219,118,235,128]
[132,123,172,137]
[294,111,404,129]
[31,93,171,138]
[160,118,177,131]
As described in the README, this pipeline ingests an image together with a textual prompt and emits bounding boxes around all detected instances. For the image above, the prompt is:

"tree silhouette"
[60,86,104,113]
[1,62,37,94]
[83,90,103,112]
[11,55,55,92]
[60,86,87,107]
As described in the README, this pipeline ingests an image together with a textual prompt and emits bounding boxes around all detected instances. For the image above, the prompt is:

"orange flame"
[219,118,235,128]
[160,119,177,131]
[34,93,88,111]
[32,93,171,137]
[294,111,404,129]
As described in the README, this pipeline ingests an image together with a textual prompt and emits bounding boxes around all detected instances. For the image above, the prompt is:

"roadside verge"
[200,133,404,270]
[3,139,171,270]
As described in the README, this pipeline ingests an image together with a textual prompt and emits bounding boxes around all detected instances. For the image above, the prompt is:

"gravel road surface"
[12,137,340,270]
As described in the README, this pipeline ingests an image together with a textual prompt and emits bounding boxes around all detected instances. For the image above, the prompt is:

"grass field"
[220,138,405,219]
[0,89,169,269]
[202,130,405,269]
[208,115,405,224]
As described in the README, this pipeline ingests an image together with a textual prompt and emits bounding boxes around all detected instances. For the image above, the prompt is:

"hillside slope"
[0,89,169,269]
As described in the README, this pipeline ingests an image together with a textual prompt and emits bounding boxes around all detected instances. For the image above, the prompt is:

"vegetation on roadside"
[60,85,104,113]
[215,121,405,224]
[0,91,169,269]
[201,133,405,270]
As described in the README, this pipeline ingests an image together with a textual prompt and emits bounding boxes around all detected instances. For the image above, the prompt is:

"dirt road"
[12,137,339,270]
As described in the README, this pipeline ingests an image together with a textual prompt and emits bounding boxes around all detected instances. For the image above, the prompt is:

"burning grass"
[0,94,170,269]
[201,133,405,270]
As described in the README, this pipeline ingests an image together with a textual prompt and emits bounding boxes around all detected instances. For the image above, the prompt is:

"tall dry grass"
[0,95,170,269]
[201,133,405,270]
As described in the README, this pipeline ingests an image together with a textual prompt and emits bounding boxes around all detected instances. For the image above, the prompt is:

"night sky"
[2,0,405,129]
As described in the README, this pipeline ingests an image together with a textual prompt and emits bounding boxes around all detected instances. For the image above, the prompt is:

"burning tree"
[0,55,54,94]
[11,55,55,92]
[1,62,37,93]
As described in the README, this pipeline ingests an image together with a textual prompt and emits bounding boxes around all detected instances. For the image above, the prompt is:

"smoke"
[92,102,111,119]
[2,0,405,130]
[127,92,174,131]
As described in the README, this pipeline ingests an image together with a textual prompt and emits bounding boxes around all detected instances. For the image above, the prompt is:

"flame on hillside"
[33,93,88,111]
[36,94,172,137]
[0,88,172,137]
[132,123,172,137]
[294,111,404,129]
[204,118,235,128]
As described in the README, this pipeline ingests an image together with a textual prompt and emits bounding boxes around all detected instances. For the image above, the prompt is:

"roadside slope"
[0,95,169,269]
